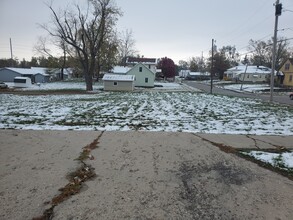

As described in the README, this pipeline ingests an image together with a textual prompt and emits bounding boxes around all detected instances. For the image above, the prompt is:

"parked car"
[290,93,293,100]
[0,81,8,89]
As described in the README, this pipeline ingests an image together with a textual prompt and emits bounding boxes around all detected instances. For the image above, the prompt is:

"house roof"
[112,66,131,74]
[189,72,201,76]
[225,65,283,76]
[126,57,157,64]
[126,63,155,75]
[5,67,35,75]
[288,58,293,65]
[225,65,273,75]
[14,76,31,79]
[4,67,50,76]
[102,74,135,81]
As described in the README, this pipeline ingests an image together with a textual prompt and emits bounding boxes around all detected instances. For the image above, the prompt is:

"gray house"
[103,74,135,91]
[126,63,155,87]
[0,67,50,83]
[0,68,21,82]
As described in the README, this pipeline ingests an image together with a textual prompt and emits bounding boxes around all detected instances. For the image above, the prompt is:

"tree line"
[178,38,292,79]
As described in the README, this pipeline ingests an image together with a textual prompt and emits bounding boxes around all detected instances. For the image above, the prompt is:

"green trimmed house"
[126,63,155,87]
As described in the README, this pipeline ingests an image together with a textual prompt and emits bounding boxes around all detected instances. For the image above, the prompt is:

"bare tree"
[248,37,291,69]
[118,29,138,66]
[41,0,121,90]
[34,36,67,80]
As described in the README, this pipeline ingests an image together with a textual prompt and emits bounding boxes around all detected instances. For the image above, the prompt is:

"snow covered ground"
[224,84,273,93]
[6,81,104,91]
[6,81,184,91]
[241,151,293,170]
[1,91,293,135]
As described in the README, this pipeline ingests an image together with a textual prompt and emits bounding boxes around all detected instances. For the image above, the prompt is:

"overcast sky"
[0,0,292,64]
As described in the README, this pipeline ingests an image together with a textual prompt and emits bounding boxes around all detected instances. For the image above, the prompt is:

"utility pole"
[270,0,282,102]
[240,62,249,91]
[210,39,214,94]
[10,38,13,66]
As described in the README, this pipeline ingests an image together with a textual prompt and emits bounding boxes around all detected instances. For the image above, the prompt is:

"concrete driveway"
[0,130,292,219]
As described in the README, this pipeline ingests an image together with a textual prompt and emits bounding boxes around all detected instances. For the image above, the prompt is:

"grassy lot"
[1,91,293,135]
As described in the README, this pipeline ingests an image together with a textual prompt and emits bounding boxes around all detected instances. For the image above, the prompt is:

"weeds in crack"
[192,134,293,181]
[32,131,104,220]
[192,134,237,154]
[51,164,96,206]
[76,131,104,161]
[238,151,293,181]
[32,206,54,220]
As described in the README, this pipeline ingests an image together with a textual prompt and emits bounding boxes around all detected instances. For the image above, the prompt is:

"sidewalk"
[0,130,292,219]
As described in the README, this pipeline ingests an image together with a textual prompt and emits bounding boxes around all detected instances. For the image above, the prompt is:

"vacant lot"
[1,92,293,135]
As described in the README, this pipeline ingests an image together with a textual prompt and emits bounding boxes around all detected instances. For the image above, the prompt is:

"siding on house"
[34,73,50,83]
[224,65,273,82]
[126,63,155,87]
[0,68,21,82]
[280,58,293,87]
[126,57,157,74]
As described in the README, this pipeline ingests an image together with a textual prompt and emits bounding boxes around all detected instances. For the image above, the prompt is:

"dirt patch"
[0,89,92,96]
[177,160,255,219]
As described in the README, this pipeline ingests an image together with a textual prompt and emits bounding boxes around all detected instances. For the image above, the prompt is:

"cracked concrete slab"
[196,133,293,150]
[0,130,101,220]
[1,130,293,220]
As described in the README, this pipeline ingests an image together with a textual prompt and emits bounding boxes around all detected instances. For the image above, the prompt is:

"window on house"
[114,82,118,86]
[285,63,290,70]
[139,67,142,72]
[145,78,148,83]
[247,74,249,78]
[289,75,293,82]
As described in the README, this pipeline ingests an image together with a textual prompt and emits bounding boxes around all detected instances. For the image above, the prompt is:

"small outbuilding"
[102,74,135,91]
[14,77,32,88]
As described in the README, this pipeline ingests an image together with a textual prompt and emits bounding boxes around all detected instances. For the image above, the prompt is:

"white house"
[179,70,190,78]
[126,57,157,74]
[102,74,135,91]
[186,72,201,80]
[126,63,155,87]
[224,65,275,82]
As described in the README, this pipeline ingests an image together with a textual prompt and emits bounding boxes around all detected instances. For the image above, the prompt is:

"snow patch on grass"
[1,92,293,135]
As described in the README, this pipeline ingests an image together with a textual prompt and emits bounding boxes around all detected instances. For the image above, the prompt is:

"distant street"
[184,81,293,106]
